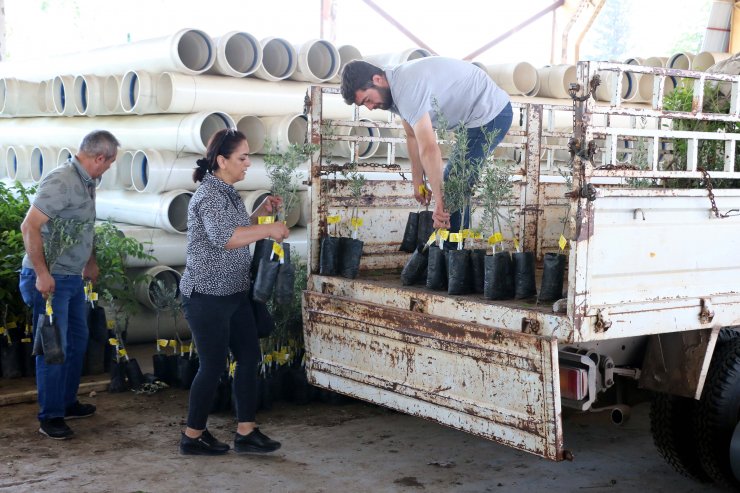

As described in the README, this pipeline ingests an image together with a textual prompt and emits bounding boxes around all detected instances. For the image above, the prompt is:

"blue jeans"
[444,102,513,233]
[19,268,88,421]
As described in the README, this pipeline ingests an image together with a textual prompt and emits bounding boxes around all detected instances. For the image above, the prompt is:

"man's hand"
[414,183,431,206]
[83,259,100,284]
[433,203,450,229]
[35,271,55,299]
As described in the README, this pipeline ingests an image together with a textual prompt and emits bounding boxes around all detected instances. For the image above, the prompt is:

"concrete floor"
[0,366,729,493]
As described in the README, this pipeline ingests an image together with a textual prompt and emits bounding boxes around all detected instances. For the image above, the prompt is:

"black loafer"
[65,401,96,420]
[39,418,74,440]
[234,428,281,454]
[180,429,230,456]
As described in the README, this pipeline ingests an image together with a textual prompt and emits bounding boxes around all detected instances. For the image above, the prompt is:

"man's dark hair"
[340,60,384,105]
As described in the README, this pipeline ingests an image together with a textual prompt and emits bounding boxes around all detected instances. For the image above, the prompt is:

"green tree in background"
[581,0,633,62]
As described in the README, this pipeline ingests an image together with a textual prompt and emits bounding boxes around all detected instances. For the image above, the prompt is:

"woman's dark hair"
[193,128,247,183]
[340,60,384,105]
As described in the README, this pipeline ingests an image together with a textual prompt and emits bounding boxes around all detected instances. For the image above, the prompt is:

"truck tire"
[649,393,711,482]
[695,335,740,487]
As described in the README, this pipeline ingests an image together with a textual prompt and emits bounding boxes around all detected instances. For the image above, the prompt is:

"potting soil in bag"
[274,262,296,305]
[253,257,280,303]
[319,236,340,275]
[513,251,537,299]
[470,249,486,294]
[447,249,472,295]
[339,237,363,279]
[0,326,23,379]
[152,351,171,383]
[400,246,429,286]
[539,252,567,302]
[399,211,420,253]
[426,246,447,291]
[35,314,64,365]
[416,211,434,250]
[484,252,515,300]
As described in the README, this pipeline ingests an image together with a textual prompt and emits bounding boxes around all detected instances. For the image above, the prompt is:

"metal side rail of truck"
[302,60,740,487]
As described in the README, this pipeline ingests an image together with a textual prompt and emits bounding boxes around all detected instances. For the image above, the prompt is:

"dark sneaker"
[39,418,74,440]
[234,428,281,454]
[65,401,96,420]
[180,430,230,456]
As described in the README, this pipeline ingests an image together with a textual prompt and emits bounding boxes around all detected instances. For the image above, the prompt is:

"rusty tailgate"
[303,290,565,460]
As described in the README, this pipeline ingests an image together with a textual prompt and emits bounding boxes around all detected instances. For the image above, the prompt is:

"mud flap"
[303,291,565,460]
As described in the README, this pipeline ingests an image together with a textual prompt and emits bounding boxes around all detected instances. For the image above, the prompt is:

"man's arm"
[409,113,450,229]
[401,120,429,206]
[20,206,54,297]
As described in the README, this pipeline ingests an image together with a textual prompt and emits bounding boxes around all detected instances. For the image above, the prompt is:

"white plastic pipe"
[234,156,309,191]
[0,112,234,154]
[0,146,6,178]
[29,146,57,183]
[239,189,271,214]
[485,62,538,96]
[115,150,136,190]
[129,265,182,312]
[290,39,341,83]
[72,74,111,117]
[155,71,389,120]
[97,161,118,190]
[693,51,731,72]
[206,31,263,77]
[52,75,79,117]
[0,28,215,82]
[525,77,541,97]
[327,118,381,160]
[118,308,191,343]
[536,65,577,99]
[6,145,31,181]
[252,37,297,81]
[113,223,188,268]
[233,115,266,154]
[330,44,363,83]
[702,0,733,52]
[103,75,125,114]
[130,149,200,193]
[260,114,308,150]
[643,57,667,68]
[0,78,49,116]
[57,147,74,167]
[594,71,634,102]
[668,52,695,70]
[297,190,310,227]
[638,72,677,101]
[363,48,432,67]
[96,189,193,234]
[121,70,158,115]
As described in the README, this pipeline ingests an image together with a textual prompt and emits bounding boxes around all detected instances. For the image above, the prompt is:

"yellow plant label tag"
[439,229,449,241]
[488,232,503,245]
[461,229,474,239]
[327,215,341,224]
[109,338,118,346]
[229,361,237,377]
[272,242,284,260]
[90,292,98,301]
[157,339,169,348]
[514,238,520,251]
[107,320,115,329]
[264,354,273,363]
[426,232,437,245]
[118,348,127,357]
[182,343,191,353]
[257,216,274,225]
[7,321,16,329]
[449,233,462,243]
[559,234,567,251]
[25,324,32,333]
[21,338,31,343]
[473,231,483,239]
[351,217,364,229]
[168,340,178,348]
[0,327,5,335]
[45,299,53,316]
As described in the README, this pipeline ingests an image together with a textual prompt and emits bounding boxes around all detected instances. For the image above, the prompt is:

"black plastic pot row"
[252,239,296,305]
[402,247,567,302]
[319,236,363,279]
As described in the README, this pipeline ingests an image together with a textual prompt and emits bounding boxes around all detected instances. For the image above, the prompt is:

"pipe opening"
[236,116,266,154]
[306,41,339,80]
[288,115,308,145]
[177,30,214,72]
[168,192,193,233]
[104,75,121,113]
[57,148,73,167]
[53,76,67,114]
[261,39,296,79]
[131,150,150,192]
[407,49,431,61]
[226,33,262,74]
[30,147,44,182]
[200,113,234,150]
[122,72,139,112]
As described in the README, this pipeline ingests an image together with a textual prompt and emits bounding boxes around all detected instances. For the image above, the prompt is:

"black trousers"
[182,290,259,430]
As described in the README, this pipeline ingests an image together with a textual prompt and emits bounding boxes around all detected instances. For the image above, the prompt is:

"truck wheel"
[695,336,740,487]
[650,393,711,482]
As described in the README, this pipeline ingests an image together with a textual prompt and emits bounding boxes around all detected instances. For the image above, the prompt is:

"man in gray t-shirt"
[18,130,120,440]
[341,57,512,233]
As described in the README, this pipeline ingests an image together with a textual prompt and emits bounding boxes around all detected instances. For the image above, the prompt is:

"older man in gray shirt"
[19,130,120,440]
[341,57,512,234]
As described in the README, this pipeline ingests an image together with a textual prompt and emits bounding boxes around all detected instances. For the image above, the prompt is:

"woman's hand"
[268,222,290,243]
[255,195,282,217]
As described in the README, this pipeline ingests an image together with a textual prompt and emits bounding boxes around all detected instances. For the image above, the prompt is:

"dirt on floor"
[0,374,730,493]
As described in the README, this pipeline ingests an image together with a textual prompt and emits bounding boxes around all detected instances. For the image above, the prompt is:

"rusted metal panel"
[303,291,565,460]
[640,328,719,399]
